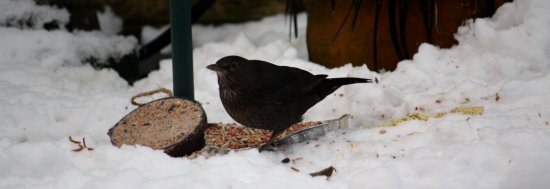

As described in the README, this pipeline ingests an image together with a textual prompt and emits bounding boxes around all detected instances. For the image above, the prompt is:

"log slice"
[108,97,207,157]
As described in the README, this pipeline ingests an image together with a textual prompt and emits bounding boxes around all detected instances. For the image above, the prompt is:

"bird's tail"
[311,77,372,99]
[326,77,372,86]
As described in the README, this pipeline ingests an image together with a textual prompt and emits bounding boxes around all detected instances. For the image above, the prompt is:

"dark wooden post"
[170,0,194,99]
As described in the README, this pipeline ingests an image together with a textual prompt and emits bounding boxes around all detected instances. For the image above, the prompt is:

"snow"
[141,25,171,54]
[0,0,69,29]
[1,0,550,188]
[96,6,123,36]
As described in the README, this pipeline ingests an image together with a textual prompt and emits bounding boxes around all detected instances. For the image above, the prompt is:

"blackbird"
[207,56,371,151]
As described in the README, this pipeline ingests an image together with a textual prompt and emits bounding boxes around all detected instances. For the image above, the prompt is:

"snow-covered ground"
[1,0,550,188]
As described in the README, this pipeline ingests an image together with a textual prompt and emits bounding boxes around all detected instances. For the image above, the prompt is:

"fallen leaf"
[309,166,336,177]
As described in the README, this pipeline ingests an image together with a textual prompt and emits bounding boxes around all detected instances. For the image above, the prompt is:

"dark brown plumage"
[207,55,371,151]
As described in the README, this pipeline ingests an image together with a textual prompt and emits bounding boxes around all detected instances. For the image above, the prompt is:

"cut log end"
[108,97,207,157]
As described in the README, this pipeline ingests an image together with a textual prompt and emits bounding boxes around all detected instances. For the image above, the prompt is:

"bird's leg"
[259,130,283,152]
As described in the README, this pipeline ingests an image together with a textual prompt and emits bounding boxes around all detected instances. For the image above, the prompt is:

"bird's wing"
[248,60,326,103]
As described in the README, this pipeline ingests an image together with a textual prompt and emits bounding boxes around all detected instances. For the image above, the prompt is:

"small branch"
[69,136,95,152]
[131,88,174,106]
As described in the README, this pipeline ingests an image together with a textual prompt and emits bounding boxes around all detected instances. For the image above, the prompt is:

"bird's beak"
[207,64,223,72]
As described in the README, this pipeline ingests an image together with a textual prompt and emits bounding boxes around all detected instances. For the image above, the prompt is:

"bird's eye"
[229,63,237,70]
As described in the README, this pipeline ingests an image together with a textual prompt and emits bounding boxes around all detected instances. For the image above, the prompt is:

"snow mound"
[0,0,69,29]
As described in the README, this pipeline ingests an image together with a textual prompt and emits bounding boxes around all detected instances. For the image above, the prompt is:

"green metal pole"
[170,0,194,99]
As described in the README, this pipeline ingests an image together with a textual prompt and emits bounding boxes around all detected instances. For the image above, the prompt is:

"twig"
[69,136,81,144]
[72,144,84,152]
[69,136,95,152]
[131,88,174,106]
